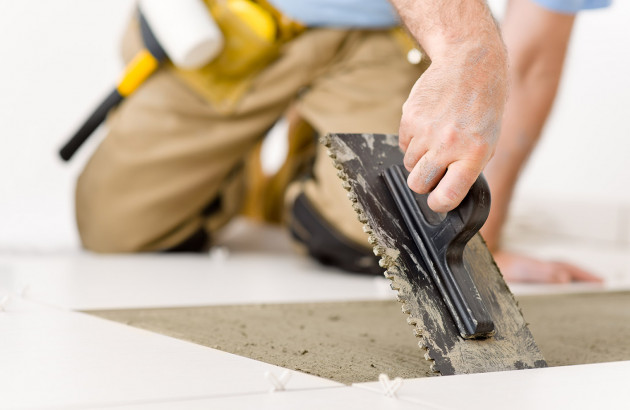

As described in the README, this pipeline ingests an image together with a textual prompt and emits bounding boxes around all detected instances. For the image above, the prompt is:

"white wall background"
[489,0,630,205]
[0,1,628,251]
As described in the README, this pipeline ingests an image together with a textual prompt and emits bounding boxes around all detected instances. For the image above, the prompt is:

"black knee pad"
[288,193,382,275]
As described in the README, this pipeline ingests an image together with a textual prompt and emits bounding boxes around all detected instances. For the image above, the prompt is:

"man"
[75,1,507,271]
[481,0,610,283]
[285,0,610,281]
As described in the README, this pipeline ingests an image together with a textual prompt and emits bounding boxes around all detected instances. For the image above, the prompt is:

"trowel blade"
[323,133,546,375]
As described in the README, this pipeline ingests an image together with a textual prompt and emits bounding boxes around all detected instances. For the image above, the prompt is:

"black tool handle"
[382,165,494,339]
[59,13,166,162]
[59,89,123,161]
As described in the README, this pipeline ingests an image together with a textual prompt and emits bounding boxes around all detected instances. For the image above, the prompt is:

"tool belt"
[170,0,306,113]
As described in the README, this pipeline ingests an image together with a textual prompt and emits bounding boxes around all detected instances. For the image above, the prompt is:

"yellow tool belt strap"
[253,0,306,42]
[170,0,305,113]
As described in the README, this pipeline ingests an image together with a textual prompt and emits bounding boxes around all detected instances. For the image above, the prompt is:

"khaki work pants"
[75,20,426,253]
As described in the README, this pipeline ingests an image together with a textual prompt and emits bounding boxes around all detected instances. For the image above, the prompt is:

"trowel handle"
[392,168,491,247]
[442,173,491,248]
[382,165,494,339]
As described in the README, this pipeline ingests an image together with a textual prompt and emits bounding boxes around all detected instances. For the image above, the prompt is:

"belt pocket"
[171,0,282,113]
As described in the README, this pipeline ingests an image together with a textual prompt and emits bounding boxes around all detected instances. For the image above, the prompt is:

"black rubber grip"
[59,89,123,161]
[382,165,495,339]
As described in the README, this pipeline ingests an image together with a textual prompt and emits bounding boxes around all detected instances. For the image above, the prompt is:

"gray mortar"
[88,292,630,385]
[320,133,440,373]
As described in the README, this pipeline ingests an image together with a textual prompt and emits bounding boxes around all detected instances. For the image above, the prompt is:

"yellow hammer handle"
[116,49,160,97]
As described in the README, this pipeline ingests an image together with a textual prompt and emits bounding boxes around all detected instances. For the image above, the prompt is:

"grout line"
[351,383,448,410]
[36,385,350,410]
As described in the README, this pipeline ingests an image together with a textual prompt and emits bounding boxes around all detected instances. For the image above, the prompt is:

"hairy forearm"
[481,0,575,248]
[391,0,509,212]
[389,0,506,61]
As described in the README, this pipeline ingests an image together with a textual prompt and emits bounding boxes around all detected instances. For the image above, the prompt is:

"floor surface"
[89,293,630,384]
[2,219,630,409]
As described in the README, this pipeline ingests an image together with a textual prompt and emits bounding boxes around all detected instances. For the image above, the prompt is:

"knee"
[75,169,213,253]
[75,179,144,253]
[74,170,157,253]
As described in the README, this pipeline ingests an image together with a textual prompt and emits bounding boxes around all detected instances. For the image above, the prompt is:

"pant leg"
[75,23,348,253]
[286,29,428,272]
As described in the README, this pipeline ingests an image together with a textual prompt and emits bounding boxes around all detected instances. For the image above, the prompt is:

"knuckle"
[407,172,429,194]
[403,152,417,171]
[440,126,460,147]
[401,99,418,117]
[427,195,446,213]
[399,115,411,132]
[441,186,462,204]
[430,186,462,212]
[469,141,492,159]
[399,136,410,151]
[398,126,412,151]
[399,108,415,130]
[401,100,411,115]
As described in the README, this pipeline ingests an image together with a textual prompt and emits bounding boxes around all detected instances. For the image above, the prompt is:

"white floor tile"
[0,309,339,409]
[505,239,630,295]
[355,361,630,410]
[97,386,440,410]
[2,241,627,310]
[0,289,52,313]
[0,254,394,311]
[0,219,397,310]
[3,216,630,312]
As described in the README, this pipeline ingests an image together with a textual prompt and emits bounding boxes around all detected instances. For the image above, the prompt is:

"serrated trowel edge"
[321,134,442,375]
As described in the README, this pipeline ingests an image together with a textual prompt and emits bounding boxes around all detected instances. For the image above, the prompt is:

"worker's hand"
[399,44,508,213]
[494,251,603,284]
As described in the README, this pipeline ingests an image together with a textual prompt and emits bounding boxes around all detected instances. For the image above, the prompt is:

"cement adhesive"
[88,291,630,385]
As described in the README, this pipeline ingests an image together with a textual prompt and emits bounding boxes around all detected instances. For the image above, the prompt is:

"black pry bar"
[382,165,495,339]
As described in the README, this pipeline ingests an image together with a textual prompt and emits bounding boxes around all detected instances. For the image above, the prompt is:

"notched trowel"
[323,133,547,376]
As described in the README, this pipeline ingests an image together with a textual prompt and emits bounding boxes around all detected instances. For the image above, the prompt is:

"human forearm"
[481,0,575,250]
[482,63,563,248]
[494,0,574,165]
[389,0,508,212]
[390,0,505,62]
